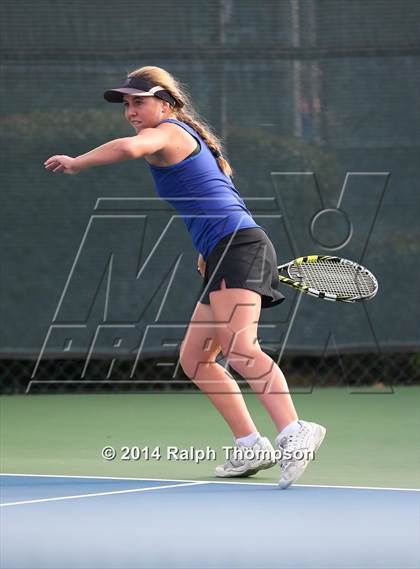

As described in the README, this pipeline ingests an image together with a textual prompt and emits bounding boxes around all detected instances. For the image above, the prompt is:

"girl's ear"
[160,100,171,114]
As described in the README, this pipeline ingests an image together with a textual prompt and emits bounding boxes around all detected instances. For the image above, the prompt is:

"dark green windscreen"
[1,0,419,359]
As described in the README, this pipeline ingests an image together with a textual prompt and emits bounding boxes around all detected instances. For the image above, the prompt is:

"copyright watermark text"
[101,445,315,463]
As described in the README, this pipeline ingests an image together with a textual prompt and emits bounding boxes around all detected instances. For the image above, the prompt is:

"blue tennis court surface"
[1,474,419,569]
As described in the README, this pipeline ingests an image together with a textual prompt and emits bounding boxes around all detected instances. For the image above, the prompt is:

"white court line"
[0,481,208,507]
[0,473,419,493]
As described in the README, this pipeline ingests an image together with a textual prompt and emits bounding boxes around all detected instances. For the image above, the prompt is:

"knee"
[217,327,258,367]
[220,336,269,377]
[179,343,217,382]
[220,339,256,368]
[222,347,262,375]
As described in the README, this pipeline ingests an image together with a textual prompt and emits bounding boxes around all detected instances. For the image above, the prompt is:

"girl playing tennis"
[44,66,326,488]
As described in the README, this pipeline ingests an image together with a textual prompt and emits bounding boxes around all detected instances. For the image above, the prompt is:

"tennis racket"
[277,255,378,302]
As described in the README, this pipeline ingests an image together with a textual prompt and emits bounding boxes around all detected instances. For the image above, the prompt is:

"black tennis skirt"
[198,227,285,310]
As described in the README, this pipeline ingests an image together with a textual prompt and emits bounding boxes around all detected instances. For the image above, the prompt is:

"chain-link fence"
[1,352,418,394]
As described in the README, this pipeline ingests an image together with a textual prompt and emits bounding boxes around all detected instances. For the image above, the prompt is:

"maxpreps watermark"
[101,445,315,463]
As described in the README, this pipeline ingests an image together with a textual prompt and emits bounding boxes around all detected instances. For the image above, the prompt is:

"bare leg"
[179,301,258,438]
[209,280,298,433]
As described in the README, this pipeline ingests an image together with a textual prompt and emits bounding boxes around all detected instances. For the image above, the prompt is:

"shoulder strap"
[158,118,198,137]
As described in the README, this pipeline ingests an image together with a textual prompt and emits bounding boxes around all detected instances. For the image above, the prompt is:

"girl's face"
[123,95,173,132]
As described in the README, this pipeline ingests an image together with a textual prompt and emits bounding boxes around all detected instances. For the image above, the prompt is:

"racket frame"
[277,255,378,302]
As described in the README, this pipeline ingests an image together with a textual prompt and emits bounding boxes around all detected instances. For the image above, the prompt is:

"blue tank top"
[147,118,261,260]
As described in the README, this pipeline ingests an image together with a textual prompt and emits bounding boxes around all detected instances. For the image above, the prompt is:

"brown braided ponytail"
[127,66,233,177]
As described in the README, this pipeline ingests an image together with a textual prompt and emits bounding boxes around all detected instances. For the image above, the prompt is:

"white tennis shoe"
[276,420,326,489]
[215,436,276,478]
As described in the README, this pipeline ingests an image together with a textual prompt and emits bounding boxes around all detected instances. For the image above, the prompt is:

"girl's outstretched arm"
[44,138,131,174]
[44,127,171,174]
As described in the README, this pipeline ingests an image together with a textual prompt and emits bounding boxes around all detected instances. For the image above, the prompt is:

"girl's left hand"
[197,253,206,277]
[44,155,80,175]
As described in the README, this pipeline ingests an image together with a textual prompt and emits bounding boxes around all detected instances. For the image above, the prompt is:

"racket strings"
[289,261,376,297]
